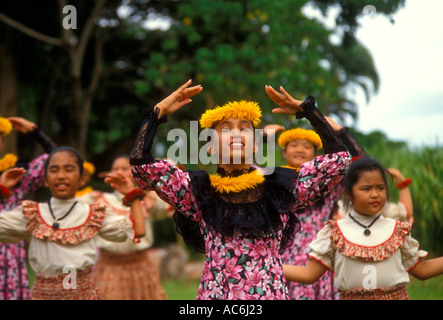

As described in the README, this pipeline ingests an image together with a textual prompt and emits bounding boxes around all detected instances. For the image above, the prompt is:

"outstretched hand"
[0,167,26,189]
[265,85,304,115]
[155,80,203,119]
[104,172,135,195]
[8,117,37,134]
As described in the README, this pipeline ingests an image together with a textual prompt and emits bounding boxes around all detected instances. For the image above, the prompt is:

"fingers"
[271,108,291,115]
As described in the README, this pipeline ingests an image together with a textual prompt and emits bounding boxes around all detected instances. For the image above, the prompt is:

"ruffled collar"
[209,167,265,193]
[329,217,411,262]
[22,200,106,245]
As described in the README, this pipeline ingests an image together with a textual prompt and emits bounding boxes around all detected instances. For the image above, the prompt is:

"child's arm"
[104,172,146,238]
[388,168,413,221]
[8,117,58,153]
[283,259,328,284]
[130,80,203,220]
[408,257,443,281]
[325,116,368,160]
[266,86,351,207]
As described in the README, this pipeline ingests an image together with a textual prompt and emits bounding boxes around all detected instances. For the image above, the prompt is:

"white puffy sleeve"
[0,205,30,243]
[401,234,429,271]
[308,222,336,271]
[98,206,136,243]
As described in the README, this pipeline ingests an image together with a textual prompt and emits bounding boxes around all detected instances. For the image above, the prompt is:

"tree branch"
[0,13,62,46]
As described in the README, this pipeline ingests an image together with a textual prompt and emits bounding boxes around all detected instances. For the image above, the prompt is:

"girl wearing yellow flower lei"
[129,80,351,300]
[0,116,57,300]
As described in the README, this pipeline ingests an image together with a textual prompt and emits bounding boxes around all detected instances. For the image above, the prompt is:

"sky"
[347,1,443,148]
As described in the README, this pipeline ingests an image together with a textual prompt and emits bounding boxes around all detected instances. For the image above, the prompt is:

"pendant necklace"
[349,213,380,236]
[48,199,78,230]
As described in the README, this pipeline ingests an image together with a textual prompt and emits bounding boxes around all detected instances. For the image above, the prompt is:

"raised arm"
[104,172,146,238]
[8,117,58,153]
[130,80,203,220]
[265,86,351,206]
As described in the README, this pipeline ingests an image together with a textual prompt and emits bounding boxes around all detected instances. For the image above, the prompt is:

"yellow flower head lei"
[277,128,323,150]
[0,117,13,136]
[83,161,96,176]
[200,100,262,129]
[209,169,265,193]
[0,154,18,172]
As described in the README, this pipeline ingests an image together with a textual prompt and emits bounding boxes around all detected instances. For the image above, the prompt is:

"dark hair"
[44,146,85,176]
[342,156,391,212]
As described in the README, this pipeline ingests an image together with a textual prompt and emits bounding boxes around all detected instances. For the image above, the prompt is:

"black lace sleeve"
[295,96,346,154]
[336,127,368,159]
[129,106,167,166]
[30,126,58,153]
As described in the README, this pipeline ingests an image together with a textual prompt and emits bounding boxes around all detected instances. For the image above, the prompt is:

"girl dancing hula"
[130,80,351,300]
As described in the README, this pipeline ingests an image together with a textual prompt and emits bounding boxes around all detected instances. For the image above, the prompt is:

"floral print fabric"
[132,151,350,300]
[280,184,343,300]
[0,154,48,300]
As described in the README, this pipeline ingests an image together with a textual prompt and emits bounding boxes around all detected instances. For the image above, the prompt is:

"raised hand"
[263,124,286,137]
[104,172,135,195]
[388,168,407,184]
[0,167,26,189]
[265,85,304,115]
[8,117,37,134]
[156,79,203,119]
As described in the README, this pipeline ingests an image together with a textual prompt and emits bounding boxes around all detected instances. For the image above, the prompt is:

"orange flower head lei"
[83,161,96,176]
[277,128,323,151]
[0,117,17,172]
[0,117,13,136]
[199,100,262,129]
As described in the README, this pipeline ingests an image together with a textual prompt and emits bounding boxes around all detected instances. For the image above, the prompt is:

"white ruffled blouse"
[0,197,135,275]
[308,211,428,292]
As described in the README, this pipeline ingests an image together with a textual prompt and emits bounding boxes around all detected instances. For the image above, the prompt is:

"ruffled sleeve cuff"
[308,222,336,271]
[401,235,429,271]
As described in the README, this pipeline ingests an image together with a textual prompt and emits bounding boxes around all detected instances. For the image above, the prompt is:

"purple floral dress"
[132,153,350,300]
[0,153,49,300]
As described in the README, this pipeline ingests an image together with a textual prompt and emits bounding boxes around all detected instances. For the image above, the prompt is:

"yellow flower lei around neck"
[209,169,265,193]
[0,153,18,172]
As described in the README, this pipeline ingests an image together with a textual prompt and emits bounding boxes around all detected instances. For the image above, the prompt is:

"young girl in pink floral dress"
[130,81,351,300]
[0,116,58,300]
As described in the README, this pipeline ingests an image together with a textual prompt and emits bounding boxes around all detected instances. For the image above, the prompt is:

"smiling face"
[282,139,316,168]
[44,150,85,200]
[348,169,387,216]
[211,118,256,167]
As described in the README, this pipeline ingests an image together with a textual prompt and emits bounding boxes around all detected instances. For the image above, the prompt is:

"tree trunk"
[0,33,18,156]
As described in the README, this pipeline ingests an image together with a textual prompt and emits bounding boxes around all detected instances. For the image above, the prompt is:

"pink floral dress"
[280,184,343,300]
[0,154,48,300]
[132,154,350,299]
[129,98,351,300]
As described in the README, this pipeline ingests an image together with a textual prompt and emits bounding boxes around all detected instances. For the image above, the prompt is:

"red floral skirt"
[31,268,100,300]
[339,283,409,300]
[93,249,167,300]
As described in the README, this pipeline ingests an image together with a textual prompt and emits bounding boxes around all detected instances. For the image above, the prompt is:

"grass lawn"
[27,263,443,300]
[162,277,443,300]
